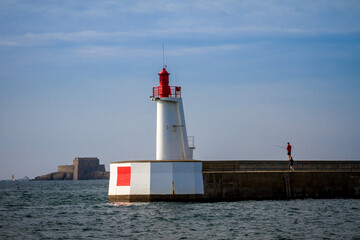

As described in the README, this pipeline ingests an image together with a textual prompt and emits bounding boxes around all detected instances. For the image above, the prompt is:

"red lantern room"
[158,68,171,98]
[152,67,181,98]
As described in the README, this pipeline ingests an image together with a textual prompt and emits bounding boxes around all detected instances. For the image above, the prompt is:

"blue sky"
[1,0,360,179]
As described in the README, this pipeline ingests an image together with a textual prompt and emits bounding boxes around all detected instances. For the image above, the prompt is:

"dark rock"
[34,172,73,180]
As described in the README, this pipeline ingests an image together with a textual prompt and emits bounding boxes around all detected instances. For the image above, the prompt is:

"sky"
[0,0,360,179]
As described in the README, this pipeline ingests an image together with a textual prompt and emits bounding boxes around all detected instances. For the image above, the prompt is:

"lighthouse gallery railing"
[152,86,181,98]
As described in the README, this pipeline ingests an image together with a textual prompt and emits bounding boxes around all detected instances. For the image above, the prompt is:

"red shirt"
[287,144,292,152]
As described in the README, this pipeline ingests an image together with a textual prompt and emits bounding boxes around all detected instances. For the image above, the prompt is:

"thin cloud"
[73,46,159,58]
[0,31,121,47]
[1,26,358,48]
[168,45,243,56]
[73,44,243,59]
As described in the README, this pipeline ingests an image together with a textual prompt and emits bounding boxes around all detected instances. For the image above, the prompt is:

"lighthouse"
[152,67,194,160]
[108,66,203,202]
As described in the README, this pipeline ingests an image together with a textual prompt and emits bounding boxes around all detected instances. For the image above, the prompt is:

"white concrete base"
[108,160,204,201]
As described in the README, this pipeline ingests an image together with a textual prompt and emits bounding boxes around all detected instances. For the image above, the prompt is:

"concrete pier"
[109,160,360,202]
[202,160,360,201]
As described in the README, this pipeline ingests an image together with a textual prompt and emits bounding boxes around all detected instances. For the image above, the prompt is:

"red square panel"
[117,166,131,186]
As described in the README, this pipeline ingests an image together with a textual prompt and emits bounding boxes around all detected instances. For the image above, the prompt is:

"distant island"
[35,157,109,180]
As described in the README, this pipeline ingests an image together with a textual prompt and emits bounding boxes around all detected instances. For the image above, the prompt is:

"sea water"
[0,180,359,240]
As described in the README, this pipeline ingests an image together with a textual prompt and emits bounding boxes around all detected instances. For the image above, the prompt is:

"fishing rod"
[272,145,286,149]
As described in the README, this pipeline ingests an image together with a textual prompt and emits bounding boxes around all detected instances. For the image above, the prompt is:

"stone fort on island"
[35,157,109,180]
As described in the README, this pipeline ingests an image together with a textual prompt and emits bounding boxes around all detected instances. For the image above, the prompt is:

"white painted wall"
[176,99,193,160]
[194,162,204,194]
[173,162,195,194]
[150,162,173,194]
[108,161,204,197]
[155,97,193,160]
[130,162,151,194]
[108,163,131,196]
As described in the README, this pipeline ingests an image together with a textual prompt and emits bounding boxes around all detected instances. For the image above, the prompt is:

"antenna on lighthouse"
[162,44,168,68]
[162,44,165,68]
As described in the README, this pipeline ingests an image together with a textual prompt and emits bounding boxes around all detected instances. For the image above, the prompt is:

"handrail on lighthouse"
[152,86,181,98]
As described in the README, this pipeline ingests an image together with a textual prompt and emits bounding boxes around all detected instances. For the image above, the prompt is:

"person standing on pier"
[287,142,292,160]
[289,157,294,171]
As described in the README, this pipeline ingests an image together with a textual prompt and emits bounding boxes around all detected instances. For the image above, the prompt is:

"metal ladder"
[284,174,291,198]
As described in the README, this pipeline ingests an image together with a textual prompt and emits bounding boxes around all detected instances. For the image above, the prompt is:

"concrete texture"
[202,160,360,201]
[202,160,360,172]
[108,160,360,202]
[109,194,206,202]
[202,171,360,201]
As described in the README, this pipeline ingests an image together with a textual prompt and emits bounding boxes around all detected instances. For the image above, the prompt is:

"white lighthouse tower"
[152,67,194,160]
[108,66,203,202]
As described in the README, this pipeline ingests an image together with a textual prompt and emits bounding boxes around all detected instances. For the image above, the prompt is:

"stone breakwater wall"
[202,160,360,201]
[202,160,360,172]
[108,160,360,202]
[203,171,360,200]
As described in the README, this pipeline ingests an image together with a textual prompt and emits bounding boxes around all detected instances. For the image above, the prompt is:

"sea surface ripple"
[0,180,359,239]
